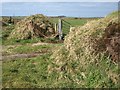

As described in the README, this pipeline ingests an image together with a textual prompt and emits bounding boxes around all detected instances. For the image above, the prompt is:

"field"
[1,16,93,88]
[1,14,118,88]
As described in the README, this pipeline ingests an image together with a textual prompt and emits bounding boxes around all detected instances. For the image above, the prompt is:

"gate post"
[54,23,57,34]
[58,19,63,40]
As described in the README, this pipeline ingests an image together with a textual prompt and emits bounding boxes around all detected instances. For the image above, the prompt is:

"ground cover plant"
[48,11,119,88]
[2,11,119,88]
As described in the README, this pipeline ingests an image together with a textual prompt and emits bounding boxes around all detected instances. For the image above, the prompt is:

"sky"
[1,2,119,17]
[1,0,119,2]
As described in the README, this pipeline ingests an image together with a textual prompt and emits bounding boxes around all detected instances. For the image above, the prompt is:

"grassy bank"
[2,14,117,88]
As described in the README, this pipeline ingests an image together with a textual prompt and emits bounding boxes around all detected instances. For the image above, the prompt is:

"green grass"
[2,27,60,46]
[0,38,2,45]
[48,17,88,34]
[63,18,87,26]
[2,25,14,40]
[49,17,88,26]
[2,43,62,55]
[2,53,118,88]
[84,57,118,88]
[2,17,91,45]
[49,17,87,27]
[2,16,116,88]
[2,54,52,88]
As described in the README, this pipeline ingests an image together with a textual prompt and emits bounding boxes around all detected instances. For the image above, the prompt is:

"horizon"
[1,2,118,17]
[1,15,105,18]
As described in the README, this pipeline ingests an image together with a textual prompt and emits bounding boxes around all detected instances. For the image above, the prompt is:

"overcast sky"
[1,2,118,17]
[1,0,119,2]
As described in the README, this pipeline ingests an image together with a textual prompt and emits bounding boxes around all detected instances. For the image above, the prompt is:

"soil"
[103,22,120,62]
[1,53,46,61]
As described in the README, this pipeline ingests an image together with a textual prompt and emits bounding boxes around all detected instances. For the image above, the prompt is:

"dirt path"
[32,42,52,46]
[1,52,46,61]
[2,42,61,61]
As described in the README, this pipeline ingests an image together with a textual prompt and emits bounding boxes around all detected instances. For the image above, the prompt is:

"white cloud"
[80,4,97,7]
[1,0,119,2]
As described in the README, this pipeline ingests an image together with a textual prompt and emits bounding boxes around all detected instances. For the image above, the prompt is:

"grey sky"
[2,2,118,17]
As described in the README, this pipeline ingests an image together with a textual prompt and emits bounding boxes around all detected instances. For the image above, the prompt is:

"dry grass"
[48,11,119,88]
[8,14,55,40]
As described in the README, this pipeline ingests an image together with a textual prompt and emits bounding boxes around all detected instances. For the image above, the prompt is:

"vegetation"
[2,43,62,56]
[8,14,55,40]
[2,11,119,88]
[3,54,51,88]
[48,11,119,88]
